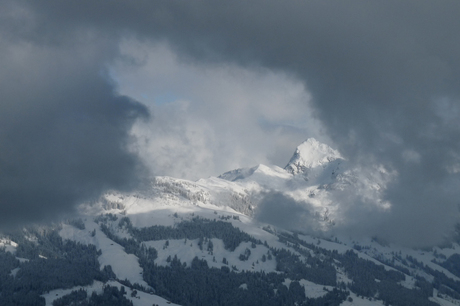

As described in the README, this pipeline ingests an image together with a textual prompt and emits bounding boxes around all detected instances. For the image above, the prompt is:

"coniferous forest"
[0,215,458,305]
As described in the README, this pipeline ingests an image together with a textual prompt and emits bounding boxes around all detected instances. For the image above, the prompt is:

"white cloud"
[113,40,329,179]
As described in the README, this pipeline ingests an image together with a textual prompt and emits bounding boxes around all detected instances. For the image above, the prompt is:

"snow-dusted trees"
[0,229,109,306]
[54,285,133,306]
[129,217,261,251]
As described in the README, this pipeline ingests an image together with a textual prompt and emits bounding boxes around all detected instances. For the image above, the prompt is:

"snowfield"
[1,138,459,305]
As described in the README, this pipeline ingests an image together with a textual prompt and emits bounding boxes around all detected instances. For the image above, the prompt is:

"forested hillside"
[2,207,460,305]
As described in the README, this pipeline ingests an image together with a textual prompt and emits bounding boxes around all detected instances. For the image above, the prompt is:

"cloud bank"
[0,1,148,227]
[3,0,460,245]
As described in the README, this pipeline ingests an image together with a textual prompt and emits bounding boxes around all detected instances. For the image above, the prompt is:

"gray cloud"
[5,1,460,245]
[0,2,148,228]
[254,192,318,233]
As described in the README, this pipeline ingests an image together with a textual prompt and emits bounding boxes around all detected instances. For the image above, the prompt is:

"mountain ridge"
[0,138,458,306]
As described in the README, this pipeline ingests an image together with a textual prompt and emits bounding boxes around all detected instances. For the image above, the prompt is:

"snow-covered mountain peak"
[284,138,343,175]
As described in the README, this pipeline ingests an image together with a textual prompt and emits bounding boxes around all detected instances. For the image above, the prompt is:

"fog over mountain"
[1,1,460,246]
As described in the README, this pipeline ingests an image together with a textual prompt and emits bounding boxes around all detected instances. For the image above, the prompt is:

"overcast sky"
[2,1,460,245]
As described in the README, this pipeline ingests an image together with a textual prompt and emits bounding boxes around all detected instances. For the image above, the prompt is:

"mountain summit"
[284,138,343,175]
[1,137,458,306]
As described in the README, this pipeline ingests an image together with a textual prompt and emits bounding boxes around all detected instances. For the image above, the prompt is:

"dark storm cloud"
[0,1,148,227]
[254,192,317,233]
[6,1,460,245]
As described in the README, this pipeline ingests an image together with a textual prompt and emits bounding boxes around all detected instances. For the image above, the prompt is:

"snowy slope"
[1,188,458,306]
[114,138,391,232]
[2,138,460,306]
[57,201,460,305]
[42,280,179,306]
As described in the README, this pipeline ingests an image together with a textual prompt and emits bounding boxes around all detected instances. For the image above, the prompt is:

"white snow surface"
[109,137,392,232]
[339,292,385,306]
[59,220,150,289]
[0,238,18,254]
[283,278,334,298]
[42,280,179,306]
[284,138,343,175]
